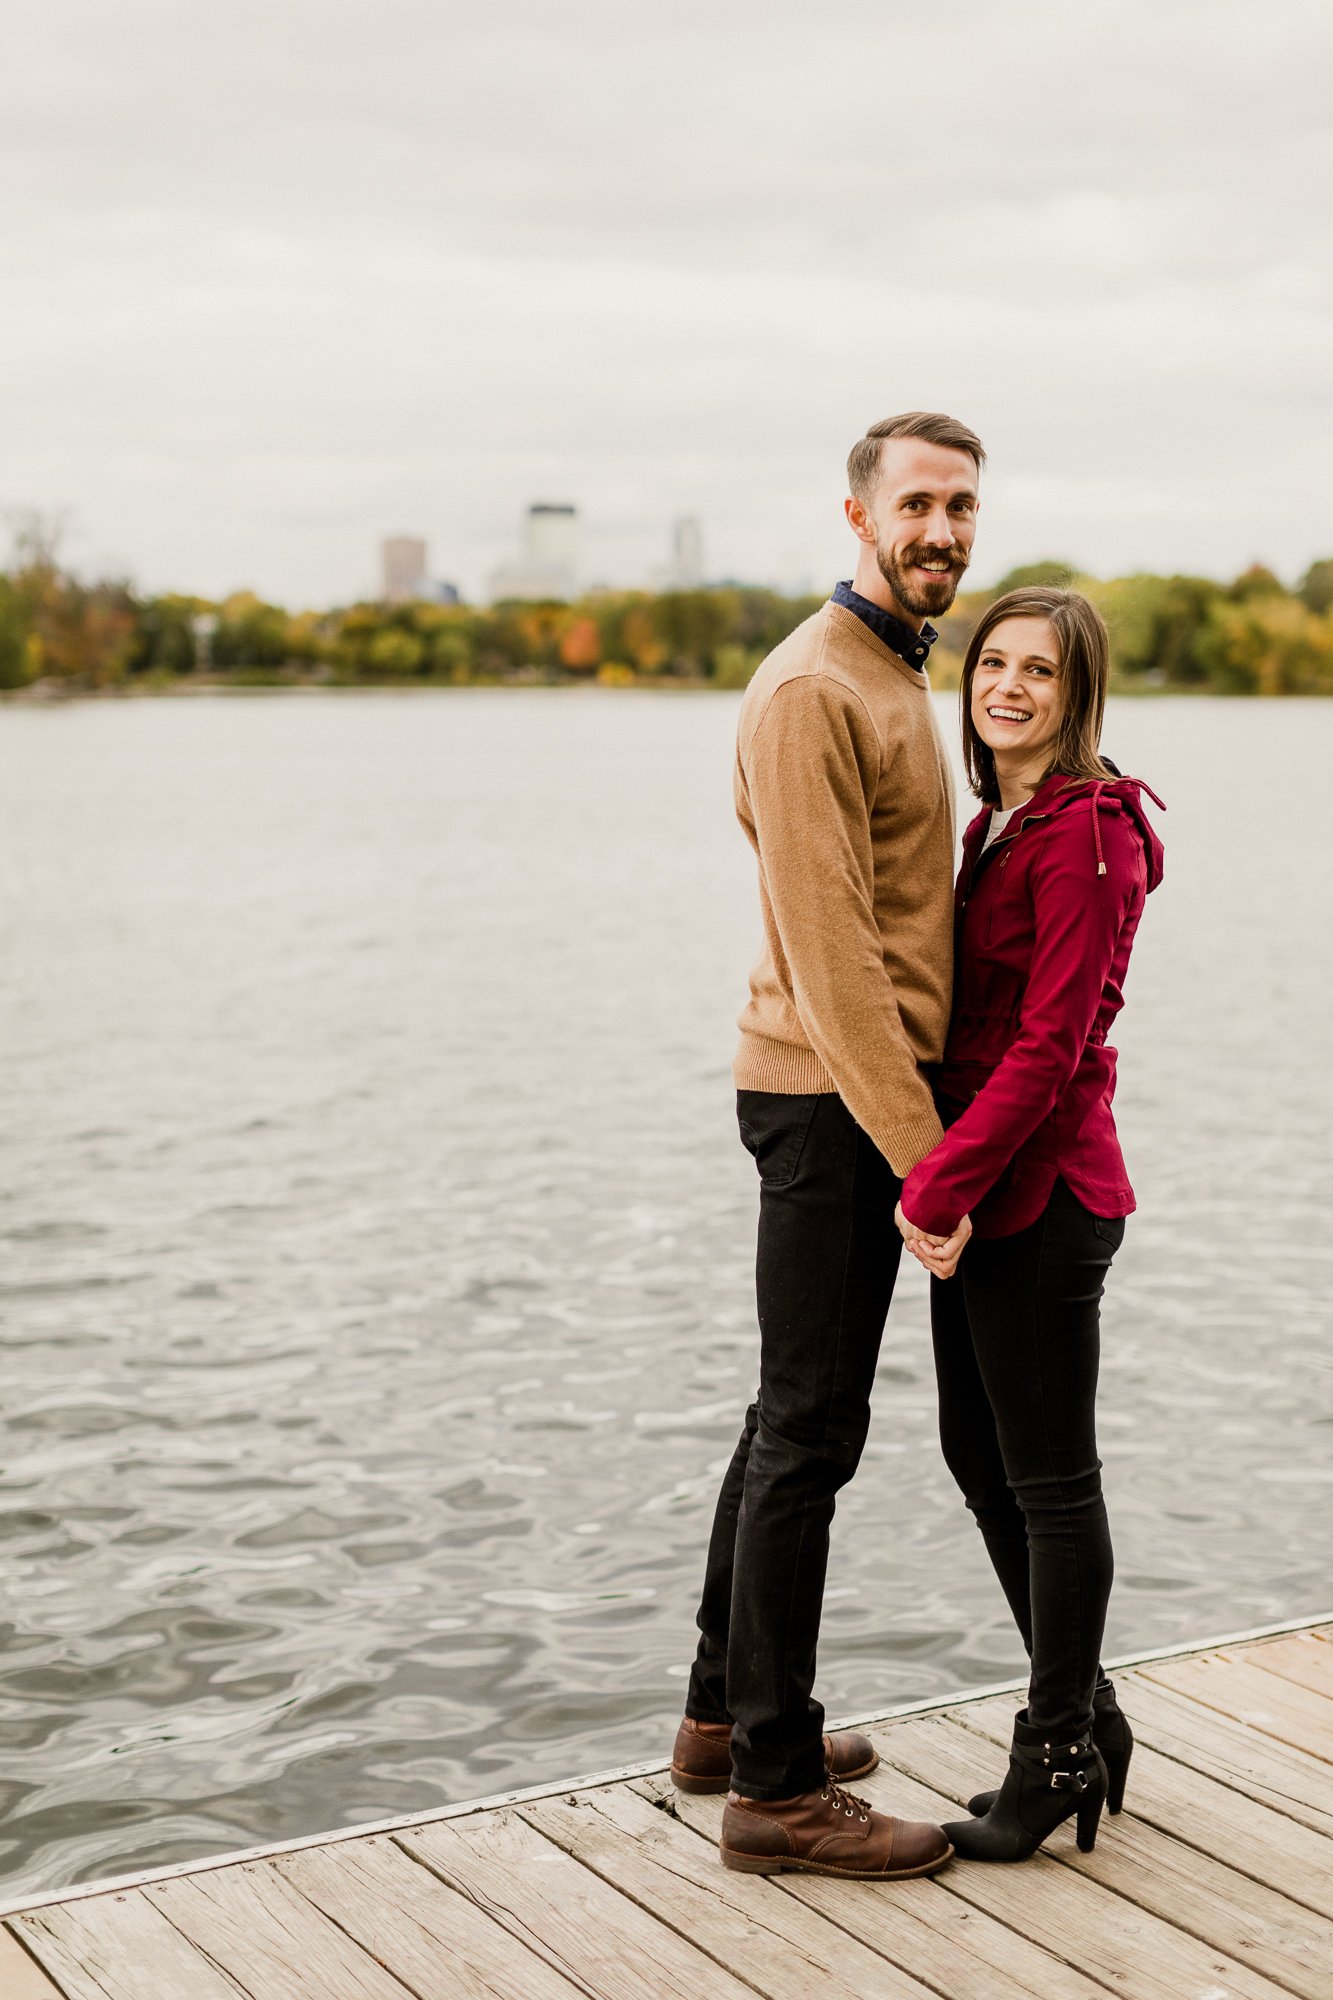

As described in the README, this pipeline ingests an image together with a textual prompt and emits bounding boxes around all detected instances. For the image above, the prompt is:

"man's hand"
[895,1200,972,1281]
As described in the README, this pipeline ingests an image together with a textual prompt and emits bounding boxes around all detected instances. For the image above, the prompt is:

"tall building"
[488,504,581,602]
[670,515,704,587]
[653,514,706,590]
[382,536,428,603]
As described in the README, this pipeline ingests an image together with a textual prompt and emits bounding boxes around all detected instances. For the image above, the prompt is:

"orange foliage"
[559,616,601,669]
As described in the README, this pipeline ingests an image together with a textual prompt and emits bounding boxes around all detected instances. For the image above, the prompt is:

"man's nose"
[920,508,956,547]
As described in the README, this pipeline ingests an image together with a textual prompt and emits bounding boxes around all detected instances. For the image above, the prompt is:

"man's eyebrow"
[893,487,978,503]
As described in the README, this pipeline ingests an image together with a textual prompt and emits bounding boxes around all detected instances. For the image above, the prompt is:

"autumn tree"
[1299,559,1333,615]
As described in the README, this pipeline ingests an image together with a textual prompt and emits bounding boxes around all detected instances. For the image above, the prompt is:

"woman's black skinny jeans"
[931,1178,1124,1738]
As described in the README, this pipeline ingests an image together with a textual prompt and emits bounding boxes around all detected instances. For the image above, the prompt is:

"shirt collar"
[831,580,936,669]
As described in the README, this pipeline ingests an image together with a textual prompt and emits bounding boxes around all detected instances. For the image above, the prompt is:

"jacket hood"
[969,770,1166,892]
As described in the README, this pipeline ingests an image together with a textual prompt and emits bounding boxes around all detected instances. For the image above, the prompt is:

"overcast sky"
[4,0,1330,604]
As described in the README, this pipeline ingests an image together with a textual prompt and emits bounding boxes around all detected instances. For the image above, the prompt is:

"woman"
[896,586,1164,1863]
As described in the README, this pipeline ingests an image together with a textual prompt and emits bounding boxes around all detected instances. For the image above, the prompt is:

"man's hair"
[960,587,1115,805]
[847,412,986,502]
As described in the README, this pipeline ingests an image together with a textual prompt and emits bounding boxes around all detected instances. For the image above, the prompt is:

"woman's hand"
[895,1199,972,1280]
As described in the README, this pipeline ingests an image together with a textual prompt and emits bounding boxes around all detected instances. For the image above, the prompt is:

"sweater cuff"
[878,1111,945,1179]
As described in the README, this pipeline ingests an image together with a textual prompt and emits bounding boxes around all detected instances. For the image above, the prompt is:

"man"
[670,412,983,1878]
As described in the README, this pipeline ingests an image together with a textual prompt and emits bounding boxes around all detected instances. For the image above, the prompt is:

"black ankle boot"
[945,1710,1107,1862]
[967,1679,1133,1817]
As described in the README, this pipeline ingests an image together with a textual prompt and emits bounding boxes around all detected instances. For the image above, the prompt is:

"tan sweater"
[733,600,956,1175]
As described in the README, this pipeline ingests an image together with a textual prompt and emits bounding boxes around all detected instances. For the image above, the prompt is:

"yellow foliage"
[621,607,666,673]
[927,647,965,691]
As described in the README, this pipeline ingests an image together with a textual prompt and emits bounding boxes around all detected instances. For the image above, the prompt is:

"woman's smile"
[970,614,1066,800]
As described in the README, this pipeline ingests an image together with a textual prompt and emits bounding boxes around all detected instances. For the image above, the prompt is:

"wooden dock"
[4,1617,1332,1999]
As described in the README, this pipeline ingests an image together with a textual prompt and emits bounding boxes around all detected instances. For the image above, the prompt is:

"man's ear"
[845,495,876,547]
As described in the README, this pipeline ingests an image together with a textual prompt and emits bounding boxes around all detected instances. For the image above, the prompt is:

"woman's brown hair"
[960,586,1115,805]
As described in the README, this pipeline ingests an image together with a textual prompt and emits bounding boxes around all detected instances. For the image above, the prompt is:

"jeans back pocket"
[736,1091,822,1190]
[1091,1213,1127,1250]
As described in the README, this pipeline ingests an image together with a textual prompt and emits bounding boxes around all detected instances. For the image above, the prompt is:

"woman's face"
[970,616,1065,773]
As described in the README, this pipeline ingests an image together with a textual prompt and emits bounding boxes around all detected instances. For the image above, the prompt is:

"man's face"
[848,439,980,619]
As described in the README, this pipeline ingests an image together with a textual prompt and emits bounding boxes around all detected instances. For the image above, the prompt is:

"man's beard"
[876,539,969,618]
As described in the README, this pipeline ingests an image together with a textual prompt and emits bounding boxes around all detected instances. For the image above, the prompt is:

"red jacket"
[901,771,1165,1239]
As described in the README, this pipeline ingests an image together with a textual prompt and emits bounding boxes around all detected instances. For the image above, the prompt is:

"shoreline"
[2,673,1320,704]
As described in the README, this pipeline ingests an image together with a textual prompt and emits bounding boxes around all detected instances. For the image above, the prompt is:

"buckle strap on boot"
[1033,1730,1095,1792]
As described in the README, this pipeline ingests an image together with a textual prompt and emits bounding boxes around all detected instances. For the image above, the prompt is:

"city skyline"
[4,2,1330,607]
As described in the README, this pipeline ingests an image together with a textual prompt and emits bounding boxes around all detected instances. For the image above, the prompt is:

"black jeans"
[686,1091,904,1798]
[931,1178,1124,1738]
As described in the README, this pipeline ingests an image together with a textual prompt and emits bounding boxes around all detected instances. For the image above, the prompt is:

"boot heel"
[1106,1740,1132,1815]
[1076,1790,1103,1853]
[946,1714,1108,1863]
[720,1846,784,1874]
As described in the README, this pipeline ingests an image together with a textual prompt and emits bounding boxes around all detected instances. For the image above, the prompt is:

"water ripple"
[0,691,1329,1899]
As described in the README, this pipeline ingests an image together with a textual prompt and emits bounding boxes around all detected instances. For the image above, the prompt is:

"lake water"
[1,689,1330,1899]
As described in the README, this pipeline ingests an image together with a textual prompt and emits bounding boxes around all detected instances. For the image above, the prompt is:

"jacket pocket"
[736,1091,821,1190]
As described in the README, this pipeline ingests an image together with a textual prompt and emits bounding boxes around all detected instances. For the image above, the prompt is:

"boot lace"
[819,1779,872,1823]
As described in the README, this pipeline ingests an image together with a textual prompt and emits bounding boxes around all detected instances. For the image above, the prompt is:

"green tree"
[1192,595,1333,695]
[366,627,425,675]
[1228,564,1286,603]
[0,575,34,688]
[1298,558,1333,615]
[1086,573,1220,686]
[653,590,731,675]
[427,623,474,681]
[992,560,1081,592]
[212,592,305,670]
[131,595,207,675]
[712,644,759,689]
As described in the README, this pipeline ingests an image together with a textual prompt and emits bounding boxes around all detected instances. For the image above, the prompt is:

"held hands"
[895,1199,972,1281]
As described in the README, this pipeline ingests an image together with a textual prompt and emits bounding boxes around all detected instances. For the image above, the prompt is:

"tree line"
[4,523,1333,697]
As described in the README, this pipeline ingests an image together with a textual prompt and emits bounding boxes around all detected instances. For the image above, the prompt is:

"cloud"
[3,0,1330,600]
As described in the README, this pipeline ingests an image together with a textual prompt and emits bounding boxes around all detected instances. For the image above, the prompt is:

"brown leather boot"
[720,1779,953,1878]
[670,1717,879,1795]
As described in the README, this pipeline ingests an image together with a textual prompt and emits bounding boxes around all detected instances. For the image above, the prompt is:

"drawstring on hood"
[1085,774,1165,886]
[1034,772,1167,887]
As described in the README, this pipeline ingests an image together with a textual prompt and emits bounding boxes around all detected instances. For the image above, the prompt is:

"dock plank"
[142,1861,419,2000]
[954,1693,1333,1918]
[0,1928,68,2000]
[873,1713,1299,2000]
[400,1805,760,2000]
[650,1778,1124,2000]
[935,1706,1333,1997]
[1114,1675,1333,1837]
[13,1892,247,2000]
[275,1835,591,2000]
[1142,1652,1333,1762]
[1237,1632,1333,1699]
[525,1785,933,1999]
